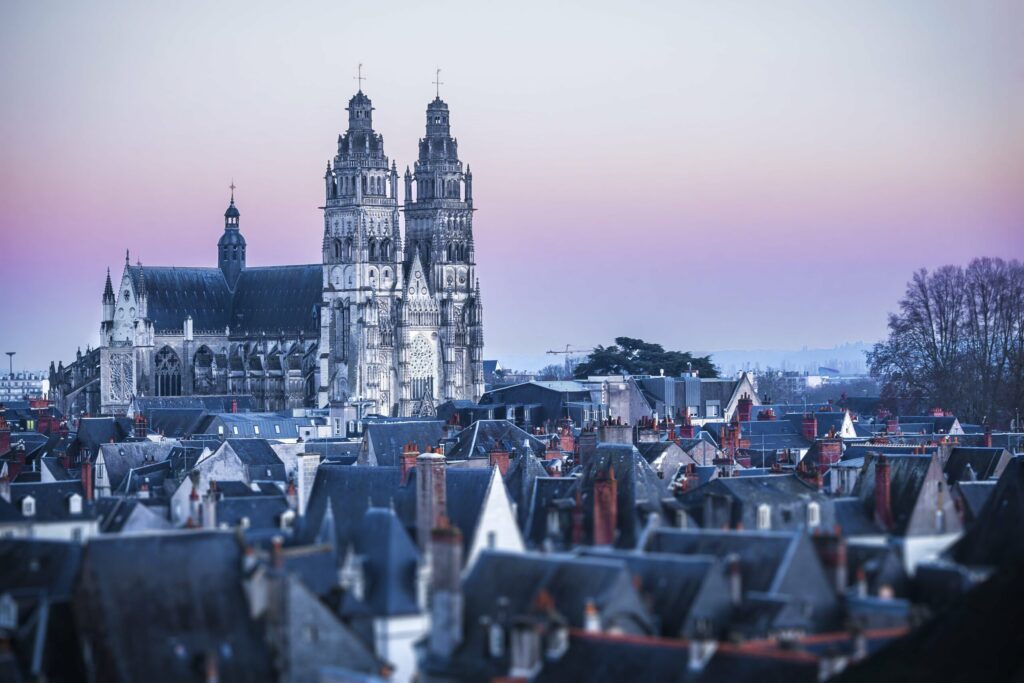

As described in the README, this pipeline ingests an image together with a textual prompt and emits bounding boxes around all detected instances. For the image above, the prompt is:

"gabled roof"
[951,457,1024,566]
[225,439,283,466]
[126,266,232,333]
[944,447,1008,485]
[364,420,444,465]
[351,507,420,616]
[216,495,290,529]
[852,454,934,535]
[580,444,667,548]
[524,476,578,547]
[98,441,176,490]
[444,420,545,461]
[231,265,322,335]
[10,481,95,522]
[957,480,997,523]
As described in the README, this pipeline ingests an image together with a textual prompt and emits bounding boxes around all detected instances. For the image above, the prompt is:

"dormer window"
[807,502,820,528]
[69,493,83,515]
[21,496,35,517]
[756,503,771,530]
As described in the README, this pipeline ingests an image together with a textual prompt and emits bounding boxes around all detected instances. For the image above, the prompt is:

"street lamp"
[4,352,13,380]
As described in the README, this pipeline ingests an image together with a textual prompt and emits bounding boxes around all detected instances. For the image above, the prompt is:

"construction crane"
[546,344,591,377]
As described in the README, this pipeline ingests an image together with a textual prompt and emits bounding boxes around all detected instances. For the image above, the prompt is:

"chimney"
[577,429,597,470]
[726,553,742,606]
[0,475,9,504]
[757,408,776,421]
[885,417,899,434]
[271,535,284,570]
[285,479,297,510]
[810,528,848,593]
[736,393,753,423]
[295,452,321,515]
[416,452,447,550]
[133,412,147,439]
[0,411,10,456]
[203,485,218,529]
[855,565,868,597]
[874,455,893,532]
[678,409,695,439]
[801,414,818,442]
[583,599,601,632]
[488,447,510,476]
[81,460,94,502]
[983,426,993,448]
[592,467,618,546]
[428,521,463,658]
[231,399,238,414]
[400,442,419,485]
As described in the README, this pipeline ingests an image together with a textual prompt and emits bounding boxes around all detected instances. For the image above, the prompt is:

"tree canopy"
[573,337,718,379]
[868,258,1024,427]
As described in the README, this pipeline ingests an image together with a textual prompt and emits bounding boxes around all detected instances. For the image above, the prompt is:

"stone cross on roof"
[433,67,443,98]
[354,63,366,92]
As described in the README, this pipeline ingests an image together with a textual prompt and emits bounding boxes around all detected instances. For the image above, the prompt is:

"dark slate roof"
[645,529,801,594]
[852,455,933,535]
[396,468,494,554]
[134,395,257,414]
[300,465,404,551]
[0,539,82,601]
[944,447,1007,485]
[635,441,676,464]
[281,545,338,598]
[74,417,133,457]
[364,420,444,466]
[444,419,546,460]
[951,456,1024,566]
[351,507,420,616]
[98,441,176,490]
[957,480,997,522]
[9,481,95,522]
[579,444,667,548]
[303,440,362,461]
[146,409,209,438]
[231,265,321,335]
[579,548,727,638]
[73,531,274,683]
[127,266,233,333]
[216,495,289,529]
[842,443,937,462]
[503,451,550,526]
[833,497,883,536]
[226,439,282,466]
[127,264,320,336]
[524,476,578,547]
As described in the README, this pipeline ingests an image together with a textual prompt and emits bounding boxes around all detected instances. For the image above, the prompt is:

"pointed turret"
[218,187,245,290]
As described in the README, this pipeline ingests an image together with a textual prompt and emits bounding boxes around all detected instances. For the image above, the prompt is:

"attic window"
[21,496,35,517]
[253,425,260,435]
[274,425,281,434]
[756,503,771,530]
[218,426,224,435]
[232,426,239,435]
[69,493,82,515]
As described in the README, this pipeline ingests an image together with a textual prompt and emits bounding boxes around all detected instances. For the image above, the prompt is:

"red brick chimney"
[428,519,464,658]
[727,554,742,606]
[801,414,818,442]
[400,442,419,485]
[678,409,695,439]
[577,429,597,470]
[874,455,893,531]
[983,426,993,448]
[929,407,944,417]
[81,460,94,503]
[757,408,776,421]
[416,452,447,550]
[736,393,753,423]
[592,467,618,546]
[488,447,510,476]
[134,412,148,439]
[231,399,238,414]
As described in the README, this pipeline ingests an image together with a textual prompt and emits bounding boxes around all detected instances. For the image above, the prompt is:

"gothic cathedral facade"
[60,88,484,419]
[320,91,484,417]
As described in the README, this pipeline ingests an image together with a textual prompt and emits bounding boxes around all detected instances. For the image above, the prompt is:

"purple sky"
[1,0,1022,371]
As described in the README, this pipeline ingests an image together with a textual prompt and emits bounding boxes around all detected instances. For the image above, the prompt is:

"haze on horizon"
[1,0,1022,371]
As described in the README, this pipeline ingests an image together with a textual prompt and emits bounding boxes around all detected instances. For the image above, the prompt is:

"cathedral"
[65,87,485,418]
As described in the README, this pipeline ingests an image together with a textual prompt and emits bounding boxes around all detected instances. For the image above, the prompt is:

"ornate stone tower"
[401,94,484,415]
[319,88,403,413]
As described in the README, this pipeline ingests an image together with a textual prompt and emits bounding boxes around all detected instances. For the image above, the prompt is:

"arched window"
[155,346,182,396]
[447,243,455,261]
[193,346,214,395]
[380,239,392,260]
[344,238,353,261]
[333,240,342,259]
[368,238,378,261]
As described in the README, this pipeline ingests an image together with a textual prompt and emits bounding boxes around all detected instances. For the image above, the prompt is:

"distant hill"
[706,342,871,376]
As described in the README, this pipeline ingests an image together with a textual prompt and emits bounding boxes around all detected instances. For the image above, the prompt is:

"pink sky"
[1,0,1022,371]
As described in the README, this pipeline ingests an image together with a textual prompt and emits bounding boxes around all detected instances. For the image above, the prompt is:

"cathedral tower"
[319,87,403,413]
[401,94,484,413]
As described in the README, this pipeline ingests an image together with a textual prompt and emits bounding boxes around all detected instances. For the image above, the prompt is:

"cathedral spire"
[103,268,114,302]
[219,186,245,290]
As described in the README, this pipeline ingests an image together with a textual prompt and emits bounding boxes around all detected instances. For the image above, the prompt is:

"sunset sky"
[1,0,1022,371]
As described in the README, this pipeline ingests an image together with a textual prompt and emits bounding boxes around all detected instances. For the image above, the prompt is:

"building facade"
[54,88,484,418]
